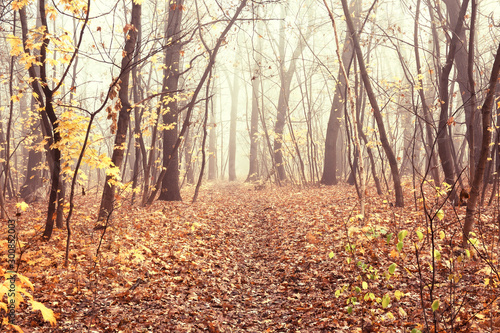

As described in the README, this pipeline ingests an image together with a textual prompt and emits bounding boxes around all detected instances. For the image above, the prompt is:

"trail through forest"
[6,183,500,332]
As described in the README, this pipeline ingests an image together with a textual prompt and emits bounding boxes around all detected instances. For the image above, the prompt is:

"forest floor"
[3,181,500,332]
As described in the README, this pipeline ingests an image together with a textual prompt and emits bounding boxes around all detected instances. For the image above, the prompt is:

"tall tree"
[19,0,90,239]
[158,0,183,201]
[228,69,239,182]
[246,5,261,182]
[273,5,309,181]
[146,0,248,205]
[463,42,500,245]
[321,0,360,185]
[340,0,404,207]
[98,1,141,220]
[436,0,469,199]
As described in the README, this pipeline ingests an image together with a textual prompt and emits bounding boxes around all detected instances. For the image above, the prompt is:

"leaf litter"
[4,182,500,332]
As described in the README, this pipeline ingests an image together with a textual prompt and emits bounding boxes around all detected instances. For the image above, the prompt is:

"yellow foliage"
[7,35,23,56]
[11,0,29,11]
[15,201,29,212]
[30,300,57,326]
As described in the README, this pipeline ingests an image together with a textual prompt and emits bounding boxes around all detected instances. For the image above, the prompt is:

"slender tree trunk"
[463,42,500,246]
[158,0,183,201]
[208,97,217,181]
[246,64,260,182]
[437,0,469,202]
[321,0,361,185]
[414,0,440,186]
[228,71,239,181]
[20,97,43,201]
[443,0,481,179]
[340,0,404,207]
[98,2,141,220]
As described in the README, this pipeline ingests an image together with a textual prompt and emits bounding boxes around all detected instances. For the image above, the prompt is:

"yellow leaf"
[12,0,28,11]
[16,201,29,212]
[17,273,34,291]
[390,249,399,258]
[29,300,56,326]
[10,323,24,333]
[7,34,23,56]
[133,0,143,4]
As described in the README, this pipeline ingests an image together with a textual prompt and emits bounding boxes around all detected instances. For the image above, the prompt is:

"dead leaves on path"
[2,182,500,332]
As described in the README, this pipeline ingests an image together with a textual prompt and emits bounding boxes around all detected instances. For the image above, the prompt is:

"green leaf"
[436,209,444,221]
[431,299,440,311]
[397,241,403,252]
[355,286,361,293]
[329,251,335,259]
[465,249,470,258]
[382,294,390,309]
[433,249,441,261]
[411,330,422,333]
[388,263,397,275]
[347,306,353,314]
[398,230,408,242]
[416,230,424,241]
[386,233,393,245]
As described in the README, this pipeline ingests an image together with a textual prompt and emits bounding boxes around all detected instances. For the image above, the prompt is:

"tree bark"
[414,0,440,186]
[228,70,239,181]
[321,0,361,186]
[340,0,404,207]
[463,42,500,246]
[437,0,469,201]
[98,2,141,220]
[158,0,183,201]
[443,0,481,179]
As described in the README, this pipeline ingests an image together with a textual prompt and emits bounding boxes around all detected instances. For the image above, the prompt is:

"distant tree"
[228,69,239,182]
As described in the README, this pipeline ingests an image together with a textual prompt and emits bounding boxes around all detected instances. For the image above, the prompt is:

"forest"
[0,0,500,331]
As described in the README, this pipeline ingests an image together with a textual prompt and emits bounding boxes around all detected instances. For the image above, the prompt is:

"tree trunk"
[98,2,141,220]
[463,42,500,246]
[414,0,440,186]
[437,0,469,201]
[443,0,481,180]
[158,0,183,201]
[228,71,239,181]
[208,99,217,181]
[146,0,248,205]
[246,65,260,182]
[321,0,360,186]
[340,0,404,207]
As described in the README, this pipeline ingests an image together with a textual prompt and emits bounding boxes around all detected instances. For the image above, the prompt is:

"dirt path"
[15,185,384,332]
